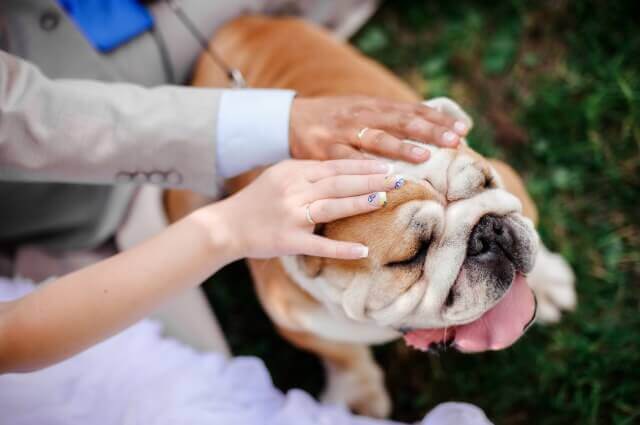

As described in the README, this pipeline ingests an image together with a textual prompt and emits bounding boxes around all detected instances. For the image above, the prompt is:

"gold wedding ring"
[357,127,370,141]
[305,204,316,225]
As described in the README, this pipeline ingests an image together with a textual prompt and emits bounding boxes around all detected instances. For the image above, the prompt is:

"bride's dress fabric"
[0,277,491,425]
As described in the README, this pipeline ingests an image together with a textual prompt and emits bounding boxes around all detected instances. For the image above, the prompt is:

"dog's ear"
[488,159,539,225]
[297,223,325,277]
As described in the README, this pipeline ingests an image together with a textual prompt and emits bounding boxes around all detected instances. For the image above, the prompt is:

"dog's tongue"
[404,275,535,352]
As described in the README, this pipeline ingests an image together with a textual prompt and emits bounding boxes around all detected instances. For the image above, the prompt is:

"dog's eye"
[386,240,430,268]
[483,175,495,189]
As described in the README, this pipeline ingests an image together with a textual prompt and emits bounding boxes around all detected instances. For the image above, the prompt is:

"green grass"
[205,1,640,423]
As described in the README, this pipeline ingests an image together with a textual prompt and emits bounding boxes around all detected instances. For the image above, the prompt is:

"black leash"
[164,0,246,88]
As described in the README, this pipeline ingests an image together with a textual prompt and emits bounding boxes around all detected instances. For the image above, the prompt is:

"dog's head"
[283,98,538,353]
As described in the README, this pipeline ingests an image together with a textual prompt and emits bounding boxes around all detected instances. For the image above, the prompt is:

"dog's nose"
[467,215,515,258]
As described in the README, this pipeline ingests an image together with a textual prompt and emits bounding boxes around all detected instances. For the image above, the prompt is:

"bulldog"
[165,16,576,417]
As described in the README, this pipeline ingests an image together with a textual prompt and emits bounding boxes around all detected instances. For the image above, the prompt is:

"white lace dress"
[0,277,492,425]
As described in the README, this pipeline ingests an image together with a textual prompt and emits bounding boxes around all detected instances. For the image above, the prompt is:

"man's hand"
[289,96,469,162]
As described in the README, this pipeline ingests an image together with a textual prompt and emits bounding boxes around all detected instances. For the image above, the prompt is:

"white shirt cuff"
[216,89,296,178]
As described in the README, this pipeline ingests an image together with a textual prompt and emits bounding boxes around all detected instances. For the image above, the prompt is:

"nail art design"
[368,191,387,207]
[385,175,406,190]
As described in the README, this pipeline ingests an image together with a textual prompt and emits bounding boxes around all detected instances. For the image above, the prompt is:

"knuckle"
[326,160,341,174]
[442,115,456,126]
[351,196,363,213]
[389,138,403,154]
[430,124,444,139]
[318,200,332,217]
[332,108,351,126]
[270,163,296,184]
[371,130,386,147]
[398,113,414,129]
[273,232,289,253]
[280,178,299,196]
[314,240,330,257]
[425,106,453,126]
[367,176,377,192]
[350,104,368,116]
[330,177,341,193]
[342,160,358,172]
[362,159,377,172]
[405,116,428,134]
[375,98,393,111]
[284,197,300,214]
[377,133,401,155]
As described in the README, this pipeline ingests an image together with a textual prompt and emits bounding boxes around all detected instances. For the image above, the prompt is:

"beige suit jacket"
[0,50,222,195]
[0,0,245,250]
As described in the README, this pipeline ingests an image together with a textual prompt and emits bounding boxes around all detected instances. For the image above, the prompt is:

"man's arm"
[0,51,295,196]
[0,48,468,197]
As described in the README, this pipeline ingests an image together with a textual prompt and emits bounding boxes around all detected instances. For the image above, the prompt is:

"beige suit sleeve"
[0,50,223,196]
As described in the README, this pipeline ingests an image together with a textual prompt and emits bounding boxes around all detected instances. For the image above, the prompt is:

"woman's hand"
[289,96,468,163]
[213,159,406,260]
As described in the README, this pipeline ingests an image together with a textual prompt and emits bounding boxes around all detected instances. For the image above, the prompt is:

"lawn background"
[204,1,640,424]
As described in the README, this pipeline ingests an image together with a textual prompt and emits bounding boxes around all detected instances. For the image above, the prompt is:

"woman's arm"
[0,159,402,373]
[0,208,236,372]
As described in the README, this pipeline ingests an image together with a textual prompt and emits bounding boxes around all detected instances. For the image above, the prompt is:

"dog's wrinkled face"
[282,100,539,353]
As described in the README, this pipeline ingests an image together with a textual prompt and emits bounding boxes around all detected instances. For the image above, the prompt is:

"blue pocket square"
[58,0,154,53]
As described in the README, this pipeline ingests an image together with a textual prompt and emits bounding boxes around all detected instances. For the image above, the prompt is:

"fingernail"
[372,162,393,174]
[351,245,369,258]
[384,175,406,190]
[410,146,428,159]
[367,191,387,207]
[443,131,458,145]
[454,121,468,135]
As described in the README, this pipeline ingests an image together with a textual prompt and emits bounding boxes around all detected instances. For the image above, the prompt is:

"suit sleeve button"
[132,173,148,184]
[166,171,183,185]
[150,172,165,184]
[40,10,60,31]
[115,172,132,183]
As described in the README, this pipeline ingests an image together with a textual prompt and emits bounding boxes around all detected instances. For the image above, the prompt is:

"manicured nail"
[351,245,369,258]
[384,174,406,190]
[367,191,387,207]
[454,121,468,135]
[372,162,392,174]
[410,146,428,159]
[443,131,458,145]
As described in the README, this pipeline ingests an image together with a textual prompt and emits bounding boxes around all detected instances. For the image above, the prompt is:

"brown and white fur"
[165,16,576,418]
